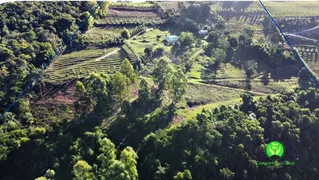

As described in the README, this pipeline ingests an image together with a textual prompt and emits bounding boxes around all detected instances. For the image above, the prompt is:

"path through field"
[284,26,319,42]
[95,48,121,62]
[295,26,319,34]
[284,33,318,42]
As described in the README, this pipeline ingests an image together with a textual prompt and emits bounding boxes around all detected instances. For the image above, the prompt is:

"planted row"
[99,17,165,25]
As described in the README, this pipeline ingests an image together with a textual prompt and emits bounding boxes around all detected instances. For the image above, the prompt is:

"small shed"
[198,30,208,35]
[164,35,179,43]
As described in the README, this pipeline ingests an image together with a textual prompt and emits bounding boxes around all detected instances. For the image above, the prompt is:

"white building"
[198,30,208,35]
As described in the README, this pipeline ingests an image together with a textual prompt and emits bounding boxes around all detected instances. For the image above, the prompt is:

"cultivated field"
[263,1,319,17]
[44,48,126,83]
[97,8,164,25]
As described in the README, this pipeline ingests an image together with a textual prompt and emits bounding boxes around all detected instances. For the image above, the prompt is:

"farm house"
[164,35,179,45]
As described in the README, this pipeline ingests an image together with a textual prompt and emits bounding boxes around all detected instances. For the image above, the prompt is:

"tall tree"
[111,71,128,103]
[120,58,137,84]
[98,1,110,16]
[72,160,96,180]
[138,78,151,106]
[152,58,175,91]
[170,69,188,103]
[97,138,117,178]
[120,147,139,180]
[80,11,94,31]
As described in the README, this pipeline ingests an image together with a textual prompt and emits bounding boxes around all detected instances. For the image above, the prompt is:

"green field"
[212,78,298,94]
[177,98,243,121]
[127,28,173,54]
[211,1,264,12]
[183,80,268,108]
[82,27,134,44]
[263,1,319,17]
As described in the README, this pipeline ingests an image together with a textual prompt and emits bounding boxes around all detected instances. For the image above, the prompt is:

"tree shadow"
[107,97,176,151]
[159,23,183,36]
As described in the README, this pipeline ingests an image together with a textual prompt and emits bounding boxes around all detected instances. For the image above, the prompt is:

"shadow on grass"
[107,97,176,151]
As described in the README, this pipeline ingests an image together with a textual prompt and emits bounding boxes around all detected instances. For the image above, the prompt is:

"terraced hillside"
[262,1,319,78]
[44,48,128,83]
[97,7,165,25]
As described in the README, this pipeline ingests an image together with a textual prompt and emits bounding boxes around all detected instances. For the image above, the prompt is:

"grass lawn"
[83,27,121,42]
[127,28,172,54]
[263,1,319,17]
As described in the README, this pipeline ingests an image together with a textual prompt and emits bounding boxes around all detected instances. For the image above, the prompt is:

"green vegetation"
[121,28,131,39]
[263,1,319,17]
[126,28,172,53]
[1,1,319,180]
[82,27,130,44]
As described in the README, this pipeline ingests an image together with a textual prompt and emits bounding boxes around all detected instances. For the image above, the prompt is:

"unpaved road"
[95,48,121,62]
[284,33,318,42]
[284,26,319,42]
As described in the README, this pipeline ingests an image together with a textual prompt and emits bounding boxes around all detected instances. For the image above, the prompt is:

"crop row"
[81,25,145,47]
[98,17,165,25]
[45,50,127,82]
[216,8,264,13]
[107,9,159,18]
[221,15,263,24]
[109,4,156,10]
[122,42,140,63]
[295,46,319,53]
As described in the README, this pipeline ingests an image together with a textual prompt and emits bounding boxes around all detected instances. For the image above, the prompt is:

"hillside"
[0,1,319,180]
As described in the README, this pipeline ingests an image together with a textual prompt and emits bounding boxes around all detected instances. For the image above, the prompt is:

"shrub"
[121,28,131,39]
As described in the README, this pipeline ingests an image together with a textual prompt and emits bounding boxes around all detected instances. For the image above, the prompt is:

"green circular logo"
[265,141,285,160]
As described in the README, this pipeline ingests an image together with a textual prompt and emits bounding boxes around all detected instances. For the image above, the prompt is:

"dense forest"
[1,1,319,180]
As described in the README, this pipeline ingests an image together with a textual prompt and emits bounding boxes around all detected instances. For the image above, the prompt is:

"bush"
[30,127,46,136]
[153,47,165,58]
[179,32,195,47]
[121,28,131,39]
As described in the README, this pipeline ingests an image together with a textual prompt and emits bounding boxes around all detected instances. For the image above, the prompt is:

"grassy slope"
[176,95,268,122]
[82,27,134,44]
[263,1,319,17]
[127,28,172,54]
